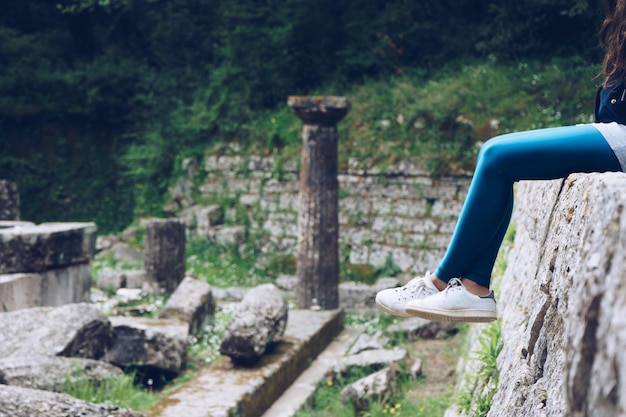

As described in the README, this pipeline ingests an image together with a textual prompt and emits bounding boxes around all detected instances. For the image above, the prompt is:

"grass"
[62,369,158,412]
[294,312,467,417]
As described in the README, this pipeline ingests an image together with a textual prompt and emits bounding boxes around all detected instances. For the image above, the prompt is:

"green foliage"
[186,305,234,367]
[185,237,287,288]
[456,321,504,417]
[0,0,607,232]
[63,368,157,412]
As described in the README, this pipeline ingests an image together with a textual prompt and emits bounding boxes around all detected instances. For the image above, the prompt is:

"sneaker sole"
[375,300,412,318]
[404,305,497,323]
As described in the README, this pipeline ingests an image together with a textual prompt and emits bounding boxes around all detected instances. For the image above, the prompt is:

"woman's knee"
[476,136,511,169]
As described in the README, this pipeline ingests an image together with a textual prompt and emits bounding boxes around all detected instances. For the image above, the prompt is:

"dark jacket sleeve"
[595,80,626,124]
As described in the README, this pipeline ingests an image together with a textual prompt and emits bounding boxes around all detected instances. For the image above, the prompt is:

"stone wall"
[175,155,472,275]
[479,172,626,417]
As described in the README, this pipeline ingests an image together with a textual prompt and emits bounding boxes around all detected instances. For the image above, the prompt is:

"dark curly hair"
[600,0,626,86]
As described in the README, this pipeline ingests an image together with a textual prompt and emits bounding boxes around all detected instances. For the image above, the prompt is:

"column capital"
[287,96,351,126]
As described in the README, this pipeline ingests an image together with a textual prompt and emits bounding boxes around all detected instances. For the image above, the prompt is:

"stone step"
[261,326,364,417]
[148,309,344,417]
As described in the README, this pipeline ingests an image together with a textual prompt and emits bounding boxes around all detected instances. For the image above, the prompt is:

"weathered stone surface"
[386,316,459,340]
[274,274,297,291]
[339,281,376,309]
[0,303,114,359]
[0,356,123,391]
[96,269,146,291]
[196,204,224,235]
[159,276,215,335]
[0,273,41,311]
[144,219,186,293]
[0,221,33,229]
[340,367,396,411]
[219,284,288,364]
[0,222,96,274]
[0,180,19,221]
[336,347,407,374]
[40,264,91,307]
[212,286,248,303]
[173,155,472,278]
[408,357,423,378]
[347,332,389,355]
[154,309,343,417]
[287,96,351,126]
[0,264,92,311]
[0,385,146,417]
[208,225,247,245]
[467,173,626,417]
[103,316,188,375]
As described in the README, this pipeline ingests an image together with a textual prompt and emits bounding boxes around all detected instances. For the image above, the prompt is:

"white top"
[592,122,626,171]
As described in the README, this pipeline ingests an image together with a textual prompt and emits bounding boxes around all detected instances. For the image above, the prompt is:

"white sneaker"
[404,278,497,322]
[375,272,439,317]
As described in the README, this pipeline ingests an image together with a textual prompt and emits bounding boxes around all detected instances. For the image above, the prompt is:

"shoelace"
[400,271,432,297]
[443,278,464,293]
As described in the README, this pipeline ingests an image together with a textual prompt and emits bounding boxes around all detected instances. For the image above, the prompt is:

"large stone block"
[0,303,114,359]
[158,276,215,336]
[144,219,185,293]
[0,273,41,311]
[0,222,97,274]
[39,264,91,307]
[103,316,188,376]
[0,264,91,311]
[219,284,288,365]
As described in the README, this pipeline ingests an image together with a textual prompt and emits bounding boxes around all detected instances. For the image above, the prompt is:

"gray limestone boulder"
[336,347,408,374]
[0,385,146,417]
[347,331,389,355]
[103,316,189,376]
[0,303,114,359]
[219,283,288,365]
[386,316,459,340]
[0,356,123,392]
[158,276,215,335]
[340,367,397,411]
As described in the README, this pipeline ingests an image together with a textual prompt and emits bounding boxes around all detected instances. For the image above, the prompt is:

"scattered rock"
[212,286,248,302]
[144,219,186,293]
[0,356,123,392]
[0,385,146,417]
[386,317,459,340]
[0,303,114,359]
[103,316,189,376]
[337,347,408,374]
[159,276,215,335]
[219,284,288,365]
[340,366,397,412]
[407,357,423,378]
[347,331,389,355]
[208,225,247,246]
[275,274,297,292]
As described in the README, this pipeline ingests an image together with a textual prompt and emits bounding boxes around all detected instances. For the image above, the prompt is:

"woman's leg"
[435,125,621,289]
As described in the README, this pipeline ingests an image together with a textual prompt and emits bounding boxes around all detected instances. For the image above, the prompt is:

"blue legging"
[435,125,622,288]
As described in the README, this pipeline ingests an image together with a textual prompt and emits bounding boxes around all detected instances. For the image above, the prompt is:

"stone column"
[0,180,20,220]
[144,219,186,293]
[288,96,351,309]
